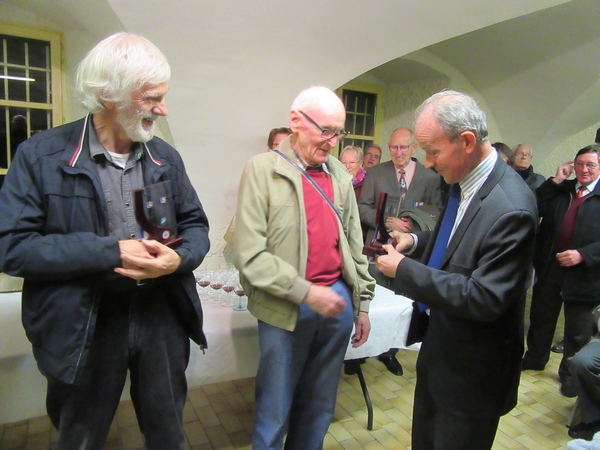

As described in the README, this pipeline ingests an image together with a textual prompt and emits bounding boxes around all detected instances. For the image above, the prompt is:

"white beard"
[116,103,158,143]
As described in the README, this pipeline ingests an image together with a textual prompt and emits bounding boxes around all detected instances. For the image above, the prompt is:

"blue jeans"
[252,279,354,450]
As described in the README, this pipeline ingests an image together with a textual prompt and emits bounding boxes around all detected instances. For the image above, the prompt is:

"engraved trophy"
[134,181,182,249]
[362,192,390,257]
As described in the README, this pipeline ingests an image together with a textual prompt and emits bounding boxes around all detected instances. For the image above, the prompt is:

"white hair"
[291,86,345,115]
[76,32,171,113]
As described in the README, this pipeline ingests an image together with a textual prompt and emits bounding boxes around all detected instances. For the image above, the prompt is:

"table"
[189,284,418,430]
[344,284,419,430]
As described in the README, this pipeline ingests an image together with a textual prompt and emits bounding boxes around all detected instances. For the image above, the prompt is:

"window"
[336,82,384,156]
[0,22,63,189]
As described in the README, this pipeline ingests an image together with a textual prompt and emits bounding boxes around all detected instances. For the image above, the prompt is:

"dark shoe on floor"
[378,355,403,376]
[551,340,564,354]
[344,358,365,376]
[560,379,578,398]
[568,420,600,440]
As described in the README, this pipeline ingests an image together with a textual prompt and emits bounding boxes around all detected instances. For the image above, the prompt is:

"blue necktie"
[417,183,461,312]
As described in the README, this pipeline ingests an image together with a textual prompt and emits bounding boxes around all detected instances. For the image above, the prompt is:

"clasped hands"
[114,239,181,280]
[375,231,413,278]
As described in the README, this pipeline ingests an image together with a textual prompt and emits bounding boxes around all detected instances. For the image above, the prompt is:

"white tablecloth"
[344,284,419,359]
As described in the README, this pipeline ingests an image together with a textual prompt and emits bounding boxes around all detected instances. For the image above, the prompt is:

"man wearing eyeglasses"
[512,144,545,191]
[522,145,600,398]
[359,128,442,244]
[233,86,375,450]
[358,127,442,375]
[364,144,382,171]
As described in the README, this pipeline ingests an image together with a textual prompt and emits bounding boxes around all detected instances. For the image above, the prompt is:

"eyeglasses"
[574,161,598,170]
[514,152,532,159]
[299,111,348,140]
[365,152,381,160]
[389,144,414,153]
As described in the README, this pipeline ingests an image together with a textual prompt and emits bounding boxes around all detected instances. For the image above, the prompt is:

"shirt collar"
[88,121,143,166]
[290,145,329,174]
[577,176,600,195]
[458,150,497,201]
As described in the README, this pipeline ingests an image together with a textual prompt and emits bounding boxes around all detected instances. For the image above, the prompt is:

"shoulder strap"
[274,149,343,225]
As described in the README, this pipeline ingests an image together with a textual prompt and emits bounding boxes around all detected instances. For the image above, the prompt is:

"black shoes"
[378,355,403,376]
[344,358,365,376]
[551,340,564,354]
[568,420,600,440]
[560,378,578,398]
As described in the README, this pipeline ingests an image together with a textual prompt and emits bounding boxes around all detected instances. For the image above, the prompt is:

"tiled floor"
[0,302,575,450]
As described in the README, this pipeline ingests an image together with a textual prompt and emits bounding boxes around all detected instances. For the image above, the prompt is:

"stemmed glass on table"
[233,280,247,311]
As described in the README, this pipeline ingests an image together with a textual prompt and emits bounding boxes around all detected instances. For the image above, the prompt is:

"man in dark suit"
[522,145,600,398]
[358,127,442,375]
[376,90,538,450]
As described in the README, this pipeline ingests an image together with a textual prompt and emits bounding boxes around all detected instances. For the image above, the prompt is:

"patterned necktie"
[417,183,461,312]
[577,186,586,198]
[398,169,407,203]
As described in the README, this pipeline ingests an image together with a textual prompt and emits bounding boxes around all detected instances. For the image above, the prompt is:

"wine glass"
[233,280,247,311]
[221,272,236,307]
[196,269,211,292]
[209,270,224,304]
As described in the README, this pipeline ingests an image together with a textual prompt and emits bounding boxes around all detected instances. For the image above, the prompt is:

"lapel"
[440,157,507,268]
[383,161,401,196]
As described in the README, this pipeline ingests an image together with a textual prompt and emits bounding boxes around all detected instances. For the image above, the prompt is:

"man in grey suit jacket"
[376,91,538,450]
[356,127,442,375]
[358,127,442,246]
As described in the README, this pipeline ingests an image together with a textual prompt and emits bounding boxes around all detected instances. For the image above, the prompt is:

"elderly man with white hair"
[0,33,210,449]
[234,86,374,450]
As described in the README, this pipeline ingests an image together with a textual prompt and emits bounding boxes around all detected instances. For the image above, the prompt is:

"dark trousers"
[559,300,599,384]
[46,281,190,450]
[569,340,600,424]
[523,271,564,368]
[524,271,598,384]
[412,367,499,450]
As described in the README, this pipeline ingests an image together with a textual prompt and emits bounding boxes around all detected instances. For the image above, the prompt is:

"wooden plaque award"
[362,192,389,257]
[134,181,182,249]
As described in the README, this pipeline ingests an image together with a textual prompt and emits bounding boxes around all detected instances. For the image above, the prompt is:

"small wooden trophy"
[134,181,182,249]
[362,192,390,257]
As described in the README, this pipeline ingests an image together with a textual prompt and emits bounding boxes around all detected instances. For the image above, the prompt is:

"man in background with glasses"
[364,144,382,171]
[513,143,545,191]
[233,86,374,450]
[358,127,442,375]
[522,145,600,399]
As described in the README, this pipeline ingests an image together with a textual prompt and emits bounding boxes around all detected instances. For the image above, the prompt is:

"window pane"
[28,39,49,68]
[30,108,50,135]
[30,69,49,103]
[7,67,27,101]
[343,90,377,137]
[5,36,26,65]
[0,107,7,169]
[9,107,28,160]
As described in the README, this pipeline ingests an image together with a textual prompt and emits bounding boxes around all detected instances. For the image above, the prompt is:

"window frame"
[0,21,64,177]
[335,81,385,158]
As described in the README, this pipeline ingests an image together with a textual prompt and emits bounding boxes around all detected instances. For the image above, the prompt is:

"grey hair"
[291,86,344,115]
[414,90,488,143]
[76,32,171,113]
[340,145,363,163]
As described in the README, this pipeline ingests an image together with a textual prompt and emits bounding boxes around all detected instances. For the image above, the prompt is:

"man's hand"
[385,217,413,233]
[389,231,415,253]
[115,239,182,280]
[556,249,583,267]
[553,161,574,184]
[303,284,346,317]
[375,244,405,277]
[351,312,370,348]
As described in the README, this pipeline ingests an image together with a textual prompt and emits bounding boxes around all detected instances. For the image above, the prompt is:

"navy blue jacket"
[534,177,600,303]
[0,117,210,384]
